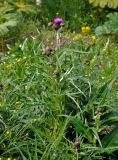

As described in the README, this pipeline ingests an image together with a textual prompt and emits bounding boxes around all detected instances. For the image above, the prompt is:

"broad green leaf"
[95,12,118,35]
[89,0,118,9]
[102,127,118,153]
[0,20,18,35]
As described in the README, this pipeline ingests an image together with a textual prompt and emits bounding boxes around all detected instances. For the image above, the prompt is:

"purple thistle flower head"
[54,18,63,24]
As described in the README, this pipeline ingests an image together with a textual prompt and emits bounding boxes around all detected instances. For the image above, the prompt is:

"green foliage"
[95,12,118,35]
[102,127,118,153]
[89,0,118,9]
[40,0,101,30]
[10,1,37,14]
[0,0,118,159]
[0,3,18,36]
[0,114,6,133]
[0,1,37,36]
[0,34,117,159]
[69,116,93,143]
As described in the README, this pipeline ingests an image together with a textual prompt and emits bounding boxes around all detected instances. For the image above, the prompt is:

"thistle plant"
[48,18,63,49]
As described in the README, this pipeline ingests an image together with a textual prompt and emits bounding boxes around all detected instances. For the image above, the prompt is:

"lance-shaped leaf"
[102,127,118,153]
[69,117,93,143]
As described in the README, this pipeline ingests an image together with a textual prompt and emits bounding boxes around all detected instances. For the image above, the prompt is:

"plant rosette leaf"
[102,127,118,153]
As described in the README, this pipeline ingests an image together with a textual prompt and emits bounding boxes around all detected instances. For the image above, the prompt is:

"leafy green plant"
[0,1,37,36]
[89,0,118,9]
[95,12,118,35]
[0,1,118,159]
[10,1,37,14]
[102,127,118,153]
[0,33,117,159]
[0,3,18,36]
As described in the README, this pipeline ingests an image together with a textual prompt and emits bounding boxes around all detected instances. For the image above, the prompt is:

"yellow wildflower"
[73,34,82,41]
[85,26,91,32]
[7,158,11,160]
[82,26,91,33]
[92,35,97,41]
[0,158,2,160]
[78,34,82,39]
[73,35,78,41]
[6,130,12,137]
[81,27,86,33]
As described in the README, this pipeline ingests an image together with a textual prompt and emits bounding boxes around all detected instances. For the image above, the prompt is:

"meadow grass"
[0,33,118,159]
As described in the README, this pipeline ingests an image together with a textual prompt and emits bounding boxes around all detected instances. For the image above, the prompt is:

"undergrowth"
[0,35,117,159]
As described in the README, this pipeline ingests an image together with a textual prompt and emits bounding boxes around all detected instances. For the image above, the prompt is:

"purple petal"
[54,18,63,24]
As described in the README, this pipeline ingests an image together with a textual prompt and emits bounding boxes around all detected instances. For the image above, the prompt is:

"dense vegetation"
[0,0,118,159]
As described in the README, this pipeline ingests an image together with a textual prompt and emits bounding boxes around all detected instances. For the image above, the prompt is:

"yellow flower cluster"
[82,26,91,33]
[73,34,82,41]
[91,35,97,41]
